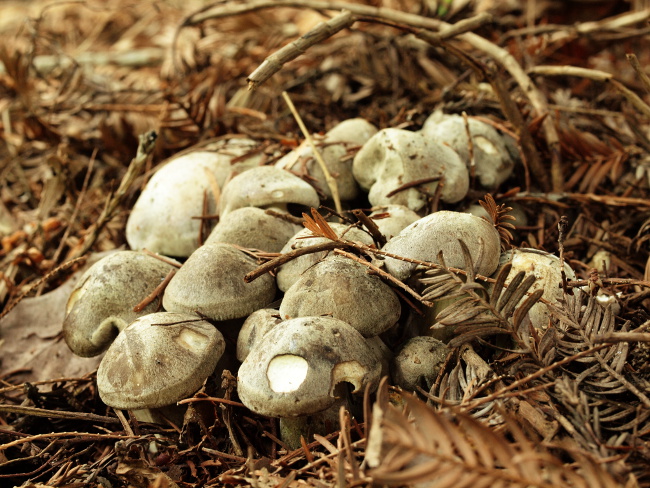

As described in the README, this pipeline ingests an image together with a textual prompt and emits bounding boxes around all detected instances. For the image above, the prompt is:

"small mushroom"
[218,166,320,219]
[276,118,378,200]
[352,128,469,211]
[237,316,381,447]
[276,223,375,292]
[236,308,283,362]
[421,113,515,188]
[126,139,263,257]
[369,205,421,242]
[205,207,302,252]
[279,255,401,337]
[392,336,449,392]
[63,251,178,357]
[163,243,276,321]
[97,312,225,422]
[381,211,502,281]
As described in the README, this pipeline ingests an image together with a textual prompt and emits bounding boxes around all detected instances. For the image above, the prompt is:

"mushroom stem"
[279,397,347,450]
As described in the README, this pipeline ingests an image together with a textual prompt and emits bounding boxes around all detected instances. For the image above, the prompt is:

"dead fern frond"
[479,193,516,250]
[301,207,339,241]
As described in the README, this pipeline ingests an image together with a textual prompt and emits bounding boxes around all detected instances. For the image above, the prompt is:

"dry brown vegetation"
[2,0,650,486]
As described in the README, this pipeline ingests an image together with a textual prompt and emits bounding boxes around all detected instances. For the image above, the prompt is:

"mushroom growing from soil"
[163,243,276,321]
[63,251,178,357]
[279,255,401,337]
[97,312,225,423]
[218,166,320,219]
[126,138,263,257]
[237,316,381,448]
[352,128,469,211]
[381,210,502,281]
[276,118,378,200]
[392,336,449,392]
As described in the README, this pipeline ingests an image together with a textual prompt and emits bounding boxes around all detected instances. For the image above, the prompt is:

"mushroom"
[276,118,378,200]
[236,308,283,362]
[163,243,276,321]
[381,211,502,281]
[97,312,225,423]
[205,207,302,253]
[218,166,320,219]
[276,223,375,292]
[279,255,401,337]
[421,113,515,189]
[237,316,381,448]
[352,128,469,211]
[492,248,576,331]
[369,205,421,242]
[126,139,263,257]
[63,251,178,357]
[392,336,449,392]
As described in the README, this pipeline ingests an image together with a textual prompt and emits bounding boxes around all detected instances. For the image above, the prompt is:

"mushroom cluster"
[63,116,570,448]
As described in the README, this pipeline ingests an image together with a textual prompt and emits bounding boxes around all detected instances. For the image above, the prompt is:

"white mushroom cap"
[381,211,501,281]
[279,255,400,337]
[63,251,178,357]
[276,223,375,292]
[126,139,263,257]
[369,205,421,243]
[276,118,378,200]
[236,308,283,362]
[492,248,576,331]
[352,128,469,211]
[97,312,225,410]
[163,243,276,321]
[421,113,514,189]
[237,316,381,417]
[392,336,449,391]
[205,207,301,253]
[218,166,320,219]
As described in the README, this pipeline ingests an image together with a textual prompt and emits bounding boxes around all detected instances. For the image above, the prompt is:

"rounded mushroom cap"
[97,312,225,410]
[392,336,449,391]
[493,248,576,331]
[218,166,320,219]
[276,118,378,200]
[126,139,263,257]
[276,223,375,292]
[63,251,178,357]
[205,207,302,253]
[236,308,283,362]
[421,113,514,189]
[238,316,381,418]
[163,243,276,321]
[382,211,501,281]
[369,205,421,243]
[352,128,469,211]
[279,255,401,337]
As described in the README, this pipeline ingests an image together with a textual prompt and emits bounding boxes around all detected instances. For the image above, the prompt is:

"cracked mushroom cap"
[205,207,302,253]
[421,113,514,189]
[126,139,263,257]
[382,211,501,281]
[218,166,320,219]
[97,312,225,410]
[163,243,276,321]
[276,118,378,200]
[276,223,375,292]
[237,316,381,418]
[279,255,401,337]
[392,336,449,391]
[352,128,469,211]
[63,251,178,357]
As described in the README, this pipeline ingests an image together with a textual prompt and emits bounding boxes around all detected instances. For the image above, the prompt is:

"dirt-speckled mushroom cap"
[63,251,178,357]
[205,207,302,253]
[237,316,381,417]
[369,205,421,243]
[352,128,469,211]
[421,113,514,189]
[236,309,283,362]
[382,211,501,281]
[392,336,449,391]
[163,243,276,321]
[276,223,375,292]
[276,118,378,200]
[218,166,320,219]
[279,255,400,337]
[97,312,225,410]
[126,139,263,257]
